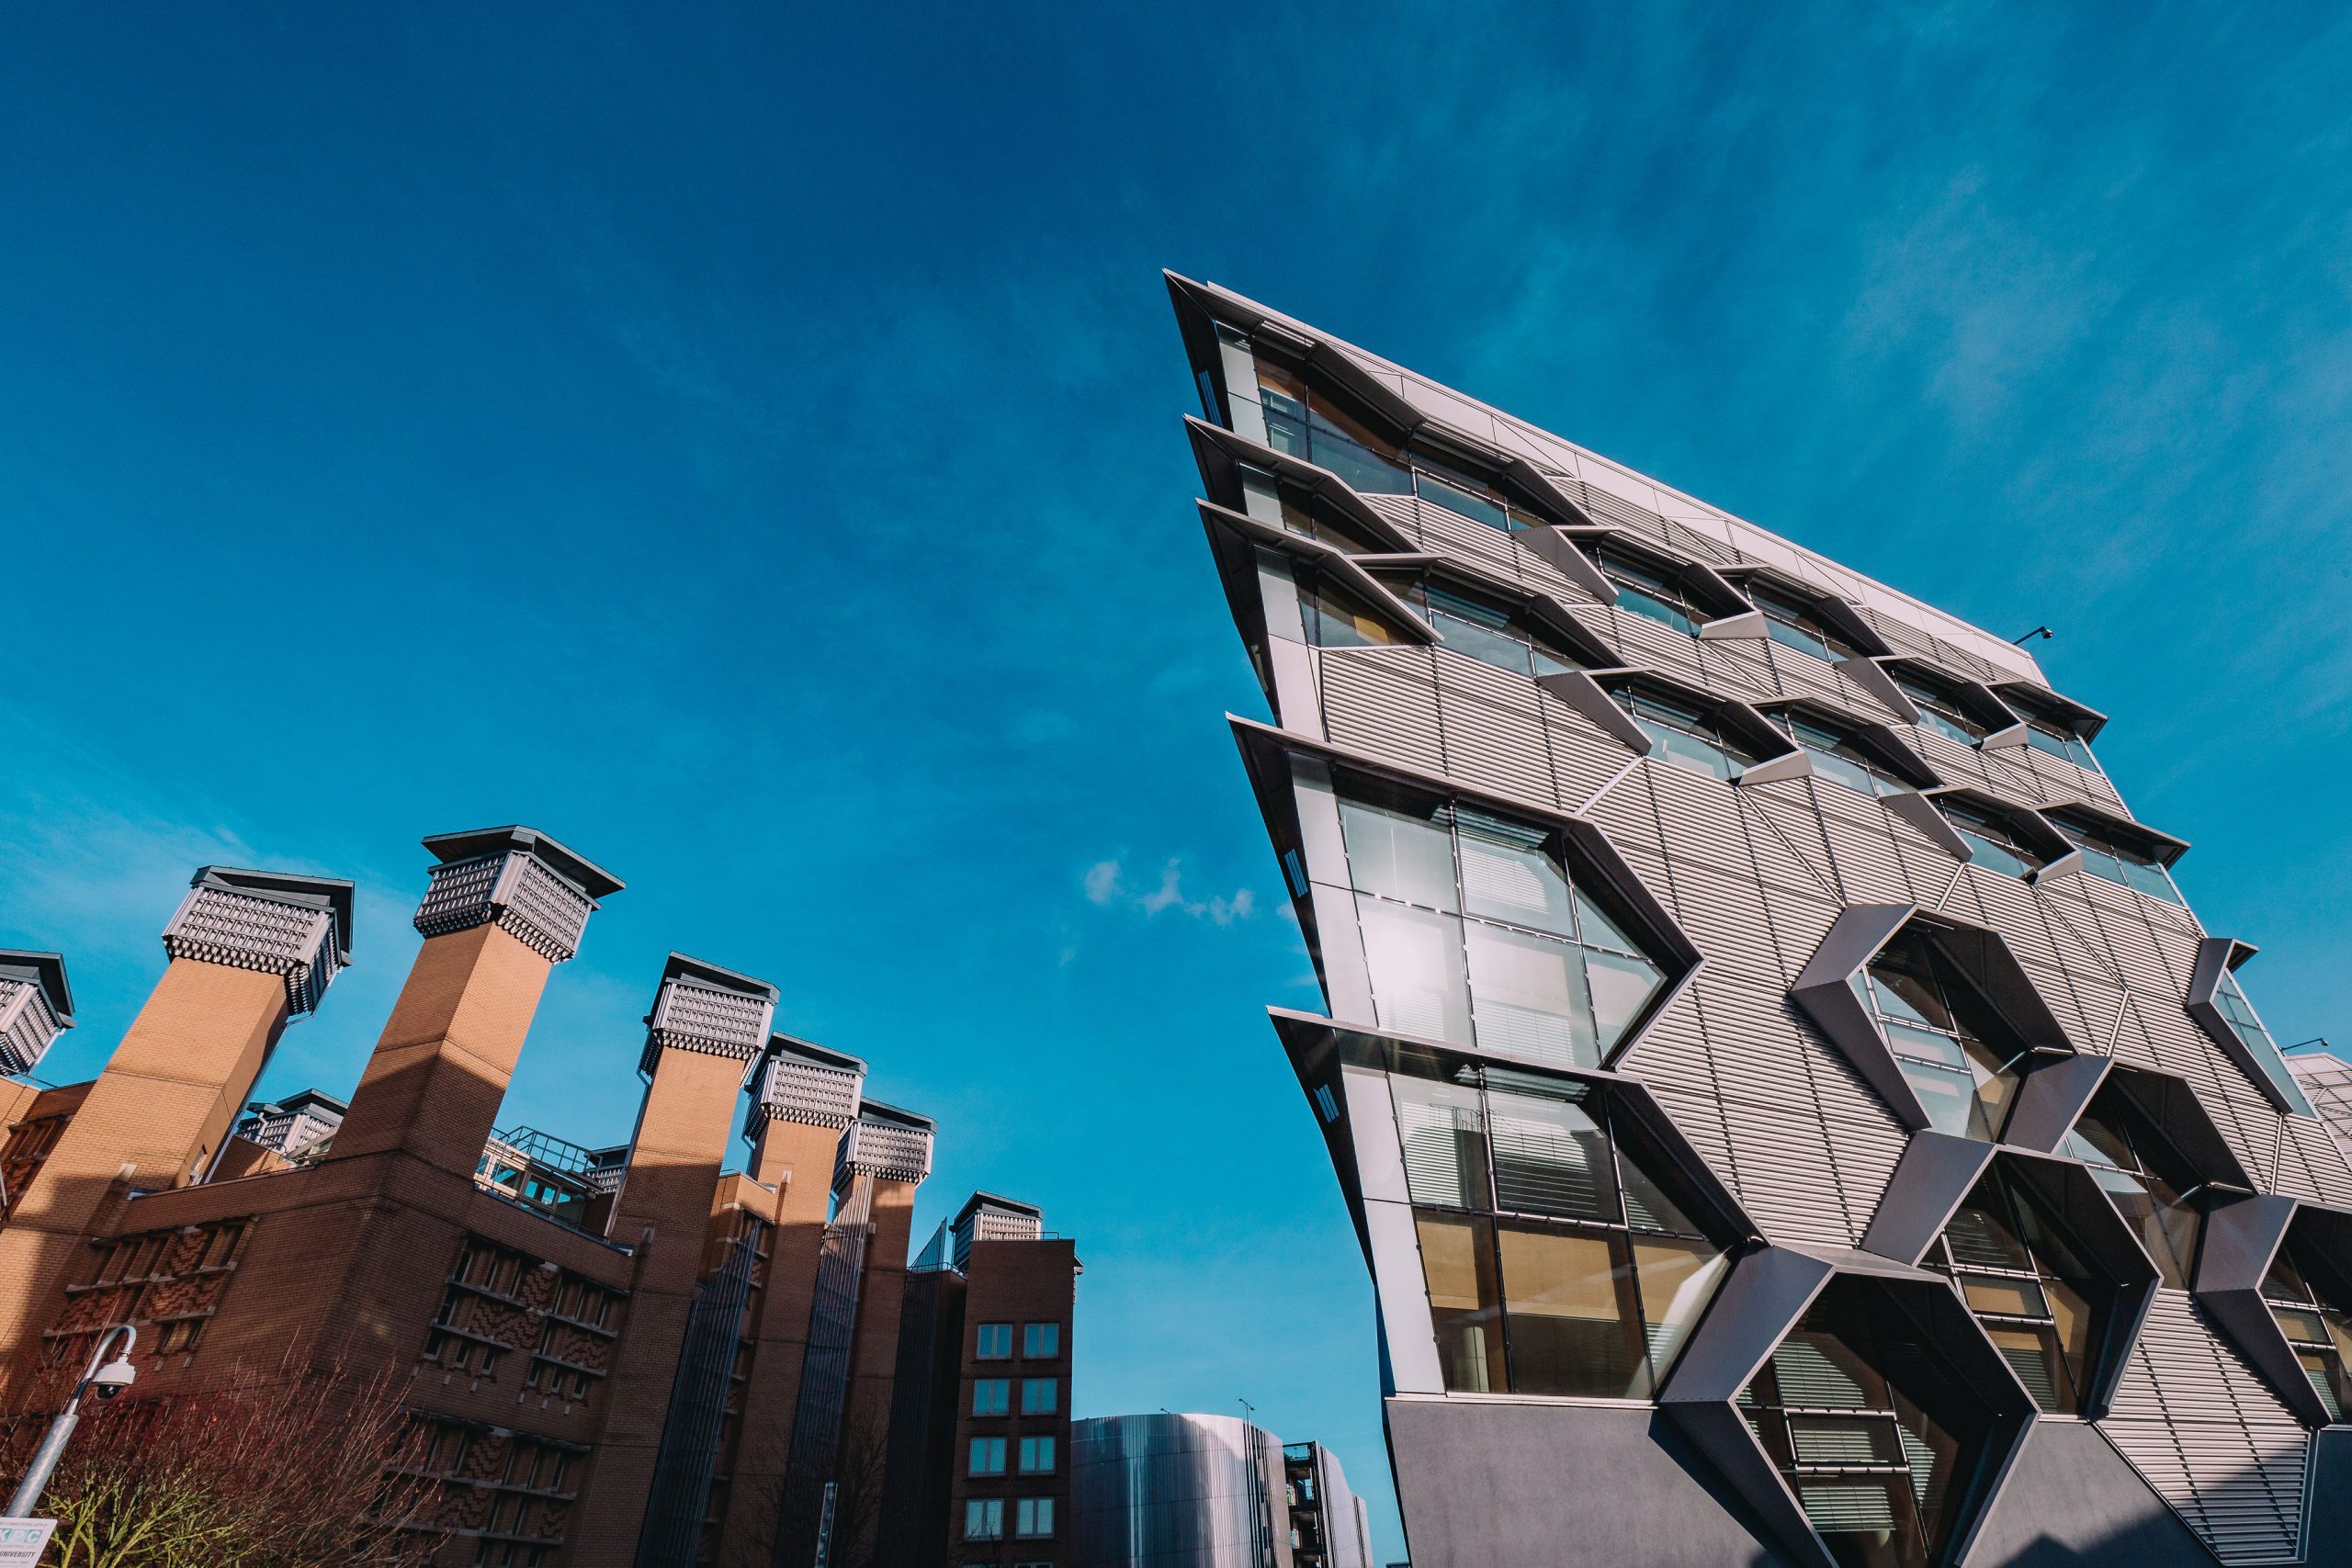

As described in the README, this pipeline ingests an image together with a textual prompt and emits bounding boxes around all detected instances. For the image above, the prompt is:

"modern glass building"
[1167,274,2352,1568]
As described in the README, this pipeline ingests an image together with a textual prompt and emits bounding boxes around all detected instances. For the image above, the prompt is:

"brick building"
[0,826,1071,1568]
[879,1194,1080,1567]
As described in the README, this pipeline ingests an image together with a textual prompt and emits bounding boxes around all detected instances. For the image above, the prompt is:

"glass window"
[1486,1088,1615,1221]
[1751,586,1851,664]
[1860,931,2029,1141]
[1302,581,1401,650]
[2051,817,2183,905]
[1338,795,1457,911]
[970,1437,1007,1475]
[1497,1224,1651,1399]
[1020,1378,1058,1415]
[1613,686,1755,782]
[1744,1282,1997,1568]
[1413,468,1511,532]
[1023,1322,1060,1359]
[2262,1239,2352,1421]
[2060,1098,2207,1290]
[1457,810,1577,938]
[1358,896,1474,1044]
[1340,784,1668,1064]
[1892,671,1984,746]
[976,1323,1012,1359]
[2021,720,2098,772]
[1598,549,1701,637]
[1407,1070,1729,1400]
[965,1499,1004,1541]
[1015,1497,1056,1540]
[1465,922,1597,1069]
[2211,970,2316,1116]
[1019,1435,1057,1474]
[1927,1170,2108,1415]
[1941,801,2041,879]
[972,1378,1011,1416]
[1392,1077,1489,1210]
[1783,715,1905,798]
[1417,1212,1506,1394]
[1417,585,1578,680]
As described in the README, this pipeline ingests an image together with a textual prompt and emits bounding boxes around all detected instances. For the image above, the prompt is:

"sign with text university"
[0,1519,52,1566]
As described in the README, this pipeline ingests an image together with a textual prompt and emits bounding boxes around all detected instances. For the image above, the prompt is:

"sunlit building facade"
[1168,273,2352,1567]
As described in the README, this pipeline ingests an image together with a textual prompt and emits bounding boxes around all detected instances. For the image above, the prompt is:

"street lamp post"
[6,1325,137,1517]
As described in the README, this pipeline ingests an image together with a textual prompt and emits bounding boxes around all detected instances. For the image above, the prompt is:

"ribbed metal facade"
[1170,273,2352,1568]
[1070,1414,1292,1568]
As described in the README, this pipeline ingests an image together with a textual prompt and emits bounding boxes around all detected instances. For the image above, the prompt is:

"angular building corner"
[1166,268,2352,1568]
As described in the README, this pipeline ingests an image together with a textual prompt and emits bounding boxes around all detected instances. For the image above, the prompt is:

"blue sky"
[5,6,2351,1558]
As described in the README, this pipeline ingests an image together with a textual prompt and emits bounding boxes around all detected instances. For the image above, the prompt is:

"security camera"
[90,1358,137,1401]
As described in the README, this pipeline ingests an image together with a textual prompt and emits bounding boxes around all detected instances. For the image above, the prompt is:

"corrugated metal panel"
[2102,1292,2310,1565]
[1535,689,1638,807]
[1417,506,1527,584]
[1735,788,1844,901]
[1359,492,1423,542]
[1804,784,1917,904]
[1908,728,1996,792]
[1430,649,1560,813]
[1644,763,1757,881]
[1692,637,1778,703]
[2280,1112,2352,1206]
[1604,609,1712,683]
[1317,647,1446,775]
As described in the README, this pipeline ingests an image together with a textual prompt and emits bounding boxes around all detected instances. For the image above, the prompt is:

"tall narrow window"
[1856,931,2029,1140]
[2209,969,2316,1115]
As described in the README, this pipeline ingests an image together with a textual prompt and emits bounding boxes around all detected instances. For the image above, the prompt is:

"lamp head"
[91,1356,136,1401]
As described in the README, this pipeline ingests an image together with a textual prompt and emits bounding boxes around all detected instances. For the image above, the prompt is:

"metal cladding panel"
[1430,649,1565,812]
[1317,647,1446,776]
[1414,505,1527,583]
[1069,1414,1289,1568]
[2278,1113,2352,1207]
[1535,690,1640,806]
[1909,727,1995,790]
[1358,492,1422,541]
[2103,1292,2312,1564]
[1733,795,1842,902]
[1692,637,1778,703]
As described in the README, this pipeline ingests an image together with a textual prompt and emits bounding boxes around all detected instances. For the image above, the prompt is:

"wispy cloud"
[1082,856,1255,926]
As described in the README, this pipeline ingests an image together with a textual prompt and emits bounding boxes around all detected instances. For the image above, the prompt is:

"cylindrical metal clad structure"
[1070,1413,1294,1568]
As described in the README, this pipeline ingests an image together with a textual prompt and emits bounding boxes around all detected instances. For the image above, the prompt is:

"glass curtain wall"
[1394,1067,1730,1400]
[1596,548,1703,637]
[1338,782,1669,1068]
[2209,968,2317,1115]
[1921,1170,2107,1414]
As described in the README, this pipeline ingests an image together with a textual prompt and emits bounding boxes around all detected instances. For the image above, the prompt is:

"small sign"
[0,1519,54,1566]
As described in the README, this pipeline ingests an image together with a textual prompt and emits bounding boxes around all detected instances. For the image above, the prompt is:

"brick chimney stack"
[572,953,779,1565]
[0,866,351,1386]
[711,1036,869,1547]
[328,826,620,1173]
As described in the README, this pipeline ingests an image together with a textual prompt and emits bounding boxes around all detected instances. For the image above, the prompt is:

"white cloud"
[1082,856,1254,927]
